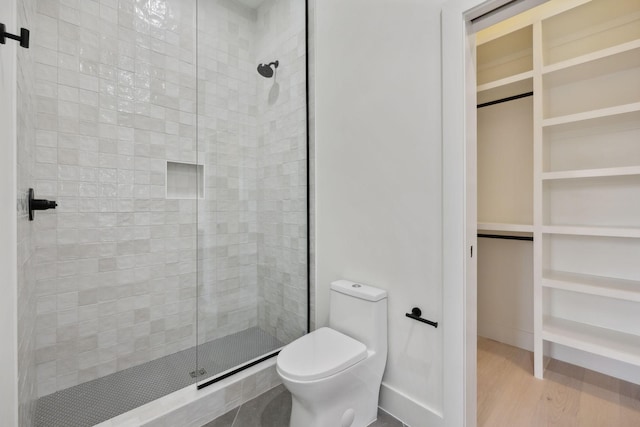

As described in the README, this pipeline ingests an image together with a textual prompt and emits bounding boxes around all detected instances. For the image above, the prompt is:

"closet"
[476,0,640,383]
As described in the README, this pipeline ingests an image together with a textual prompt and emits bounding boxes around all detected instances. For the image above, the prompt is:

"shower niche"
[166,161,204,199]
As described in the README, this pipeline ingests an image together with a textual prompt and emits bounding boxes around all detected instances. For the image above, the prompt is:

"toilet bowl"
[277,280,388,427]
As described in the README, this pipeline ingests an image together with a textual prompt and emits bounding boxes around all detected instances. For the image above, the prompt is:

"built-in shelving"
[542,226,640,239]
[477,25,533,86]
[478,222,533,233]
[542,316,640,366]
[542,166,640,180]
[476,23,534,106]
[478,0,640,384]
[477,77,533,107]
[542,0,640,65]
[542,40,640,75]
[477,71,534,93]
[542,102,640,127]
[542,47,640,119]
[543,109,640,173]
[542,270,640,302]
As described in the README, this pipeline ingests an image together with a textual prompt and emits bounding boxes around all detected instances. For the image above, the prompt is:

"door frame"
[441,1,524,426]
[0,0,19,424]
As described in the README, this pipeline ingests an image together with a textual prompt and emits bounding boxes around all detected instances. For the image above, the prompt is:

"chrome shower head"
[257,60,279,78]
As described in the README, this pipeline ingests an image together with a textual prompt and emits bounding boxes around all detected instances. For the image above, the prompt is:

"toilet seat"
[277,327,367,381]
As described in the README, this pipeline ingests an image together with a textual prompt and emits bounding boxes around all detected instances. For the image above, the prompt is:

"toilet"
[277,280,388,427]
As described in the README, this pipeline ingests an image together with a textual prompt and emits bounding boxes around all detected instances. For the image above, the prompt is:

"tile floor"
[202,384,407,427]
[35,327,282,427]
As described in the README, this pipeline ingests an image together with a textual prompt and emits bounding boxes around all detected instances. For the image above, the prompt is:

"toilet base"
[289,394,378,427]
[280,363,382,427]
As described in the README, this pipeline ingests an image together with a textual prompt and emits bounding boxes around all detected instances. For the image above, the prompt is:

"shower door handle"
[29,188,56,221]
[0,23,30,48]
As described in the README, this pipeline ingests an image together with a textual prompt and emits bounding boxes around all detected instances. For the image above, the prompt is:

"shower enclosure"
[12,0,308,425]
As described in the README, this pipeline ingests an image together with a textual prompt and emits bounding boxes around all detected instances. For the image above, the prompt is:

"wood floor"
[477,337,640,427]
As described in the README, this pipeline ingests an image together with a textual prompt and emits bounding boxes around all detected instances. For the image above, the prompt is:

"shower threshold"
[34,327,283,427]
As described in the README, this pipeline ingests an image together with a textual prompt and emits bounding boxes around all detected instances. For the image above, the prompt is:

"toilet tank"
[329,280,387,353]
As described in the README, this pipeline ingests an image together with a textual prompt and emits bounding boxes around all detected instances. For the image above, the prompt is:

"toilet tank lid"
[331,280,387,301]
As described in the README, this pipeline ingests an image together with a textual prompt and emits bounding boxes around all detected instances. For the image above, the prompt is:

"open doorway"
[442,1,547,425]
[443,0,640,426]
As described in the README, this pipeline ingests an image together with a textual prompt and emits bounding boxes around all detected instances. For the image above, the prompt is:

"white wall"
[315,0,445,425]
[0,0,19,424]
[477,239,534,351]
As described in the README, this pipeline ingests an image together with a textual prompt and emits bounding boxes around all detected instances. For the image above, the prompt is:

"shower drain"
[189,368,207,378]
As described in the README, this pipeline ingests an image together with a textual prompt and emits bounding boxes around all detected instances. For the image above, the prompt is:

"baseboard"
[546,342,640,386]
[379,382,443,427]
[478,323,533,352]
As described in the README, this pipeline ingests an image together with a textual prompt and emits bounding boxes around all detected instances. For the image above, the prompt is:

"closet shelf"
[542,166,640,180]
[543,270,640,302]
[542,225,640,239]
[477,71,534,93]
[542,102,640,127]
[478,222,533,233]
[542,39,640,75]
[476,0,590,46]
[480,0,640,382]
[542,316,640,366]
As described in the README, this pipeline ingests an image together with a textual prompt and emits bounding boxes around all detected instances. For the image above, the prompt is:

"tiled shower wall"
[196,0,259,344]
[196,0,308,345]
[255,0,308,344]
[17,0,38,424]
[32,0,200,397]
[27,0,307,400]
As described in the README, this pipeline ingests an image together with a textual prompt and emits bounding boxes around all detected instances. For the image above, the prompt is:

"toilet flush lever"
[29,188,57,221]
[406,307,438,328]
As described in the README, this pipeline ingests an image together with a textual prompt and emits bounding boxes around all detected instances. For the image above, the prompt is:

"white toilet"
[277,280,388,427]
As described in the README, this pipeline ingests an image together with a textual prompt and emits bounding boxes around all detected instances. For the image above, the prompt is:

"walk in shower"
[13,0,308,425]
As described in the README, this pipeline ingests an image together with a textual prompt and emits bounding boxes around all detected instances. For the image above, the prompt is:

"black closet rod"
[477,91,533,109]
[477,233,533,242]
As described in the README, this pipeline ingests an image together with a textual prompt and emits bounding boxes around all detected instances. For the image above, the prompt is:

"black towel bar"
[406,307,438,328]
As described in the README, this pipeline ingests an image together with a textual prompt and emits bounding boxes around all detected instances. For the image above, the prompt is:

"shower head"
[257,60,279,78]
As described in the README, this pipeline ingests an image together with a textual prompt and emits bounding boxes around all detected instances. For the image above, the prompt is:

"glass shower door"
[195,0,308,387]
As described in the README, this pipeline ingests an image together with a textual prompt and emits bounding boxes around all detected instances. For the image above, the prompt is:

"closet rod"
[477,233,533,241]
[477,91,533,109]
